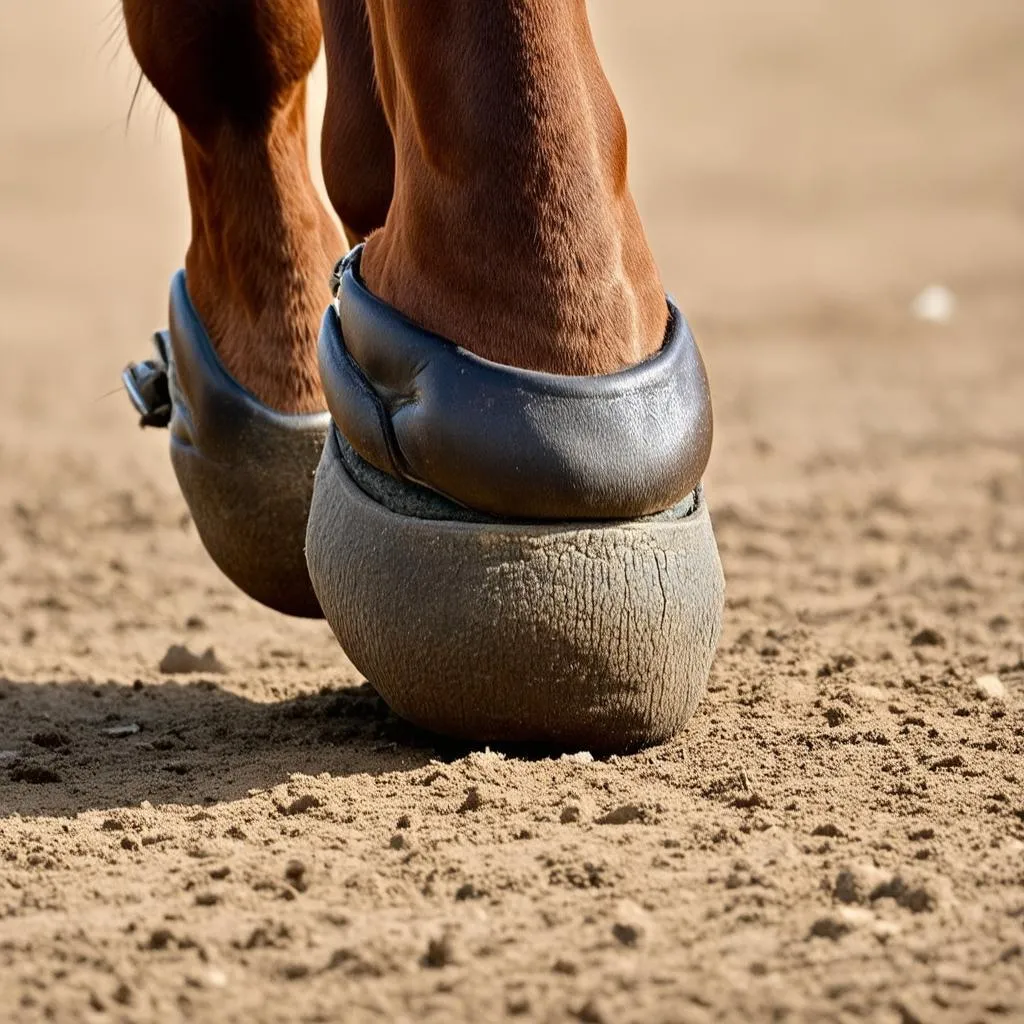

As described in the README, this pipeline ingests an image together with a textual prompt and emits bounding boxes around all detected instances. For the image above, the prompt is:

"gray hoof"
[306,430,724,750]
[124,271,330,618]
[169,427,326,619]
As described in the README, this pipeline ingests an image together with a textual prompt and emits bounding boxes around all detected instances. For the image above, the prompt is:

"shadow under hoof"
[0,677,447,819]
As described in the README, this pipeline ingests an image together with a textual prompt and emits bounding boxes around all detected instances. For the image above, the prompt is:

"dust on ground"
[1,2,1023,1022]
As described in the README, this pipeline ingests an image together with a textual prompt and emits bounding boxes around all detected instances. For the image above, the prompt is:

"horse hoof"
[123,271,329,618]
[306,430,725,750]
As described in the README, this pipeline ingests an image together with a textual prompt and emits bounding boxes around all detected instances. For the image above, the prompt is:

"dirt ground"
[2,2,1023,1021]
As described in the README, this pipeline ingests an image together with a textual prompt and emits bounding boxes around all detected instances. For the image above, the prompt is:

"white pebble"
[912,285,956,324]
[975,674,1007,701]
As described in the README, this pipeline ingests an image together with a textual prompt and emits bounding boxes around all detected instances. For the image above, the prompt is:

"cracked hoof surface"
[306,430,725,750]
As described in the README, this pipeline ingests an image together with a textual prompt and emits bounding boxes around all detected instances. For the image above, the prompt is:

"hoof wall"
[307,431,725,751]
[171,428,326,619]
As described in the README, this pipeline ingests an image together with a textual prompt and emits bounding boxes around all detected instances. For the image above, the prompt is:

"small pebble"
[103,722,141,738]
[159,645,226,675]
[975,674,1007,701]
[911,284,955,324]
[561,751,595,763]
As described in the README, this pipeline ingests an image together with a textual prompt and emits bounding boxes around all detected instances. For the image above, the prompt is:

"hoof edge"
[307,430,725,751]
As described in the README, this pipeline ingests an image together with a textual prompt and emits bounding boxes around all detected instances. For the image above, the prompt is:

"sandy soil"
[2,2,1023,1022]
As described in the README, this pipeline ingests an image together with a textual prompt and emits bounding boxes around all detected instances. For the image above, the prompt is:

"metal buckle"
[122,332,172,428]
[329,246,361,299]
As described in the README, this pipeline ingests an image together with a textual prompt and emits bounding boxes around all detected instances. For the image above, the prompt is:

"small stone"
[159,645,227,675]
[560,805,581,824]
[195,892,220,907]
[561,751,595,763]
[103,722,141,738]
[975,675,1007,701]
[209,866,231,880]
[911,284,955,325]
[389,833,406,850]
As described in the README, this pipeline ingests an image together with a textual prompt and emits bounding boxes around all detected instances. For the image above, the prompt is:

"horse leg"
[121,0,399,616]
[325,0,668,376]
[309,0,723,748]
[121,0,342,413]
[317,0,395,246]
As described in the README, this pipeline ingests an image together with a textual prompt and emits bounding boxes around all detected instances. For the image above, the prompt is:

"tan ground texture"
[2,1,1023,1022]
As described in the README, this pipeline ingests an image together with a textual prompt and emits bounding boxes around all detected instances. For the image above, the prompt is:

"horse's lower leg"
[320,0,666,375]
[318,0,394,245]
[122,0,343,412]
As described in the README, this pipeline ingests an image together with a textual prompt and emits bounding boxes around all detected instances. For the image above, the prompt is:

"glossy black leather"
[166,272,329,464]
[318,245,714,521]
